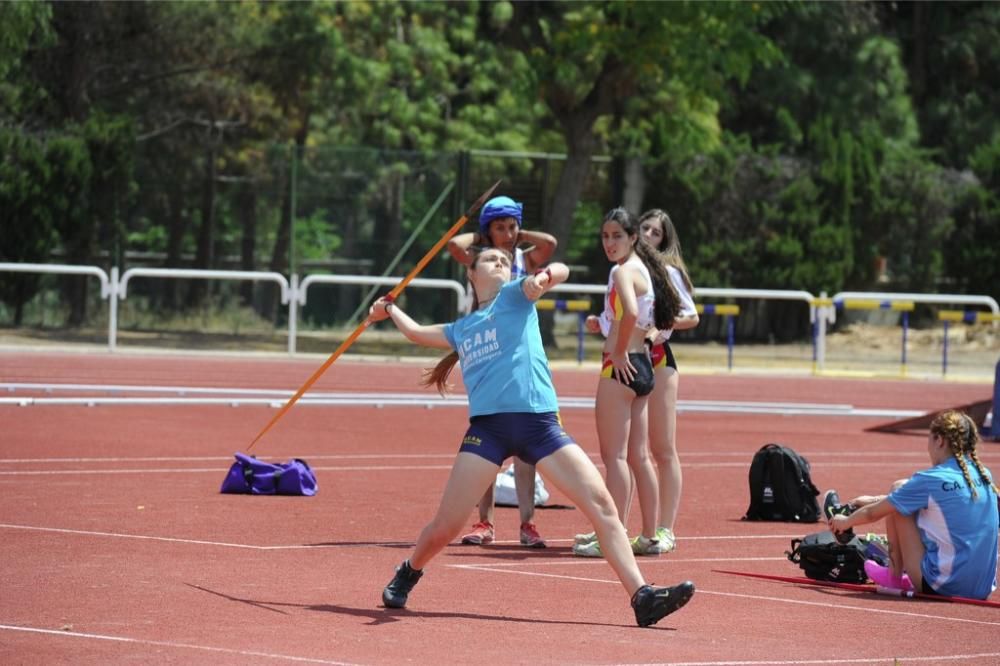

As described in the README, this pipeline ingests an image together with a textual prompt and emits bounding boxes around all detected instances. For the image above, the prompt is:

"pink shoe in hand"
[864,560,914,592]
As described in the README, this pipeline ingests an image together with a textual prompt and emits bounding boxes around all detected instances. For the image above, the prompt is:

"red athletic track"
[1,350,998,665]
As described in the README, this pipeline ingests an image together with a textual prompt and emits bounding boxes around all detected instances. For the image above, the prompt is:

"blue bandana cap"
[479,196,523,235]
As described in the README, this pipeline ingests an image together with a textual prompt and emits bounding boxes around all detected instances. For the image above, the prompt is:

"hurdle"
[696,303,740,370]
[938,310,1000,377]
[535,298,590,364]
[833,298,915,376]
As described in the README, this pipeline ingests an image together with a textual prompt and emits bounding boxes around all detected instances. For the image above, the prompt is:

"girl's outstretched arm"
[369,297,451,349]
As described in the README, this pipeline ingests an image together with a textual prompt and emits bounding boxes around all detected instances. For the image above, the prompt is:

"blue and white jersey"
[511,247,527,278]
[888,457,998,599]
[444,277,558,417]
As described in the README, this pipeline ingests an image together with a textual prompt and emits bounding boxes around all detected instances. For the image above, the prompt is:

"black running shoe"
[822,489,856,545]
[631,581,695,627]
[382,560,423,609]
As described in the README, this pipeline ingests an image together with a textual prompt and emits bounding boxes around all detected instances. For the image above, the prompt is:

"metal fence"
[2,262,996,378]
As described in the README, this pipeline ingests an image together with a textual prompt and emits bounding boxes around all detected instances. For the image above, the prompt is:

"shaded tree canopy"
[1,1,997,329]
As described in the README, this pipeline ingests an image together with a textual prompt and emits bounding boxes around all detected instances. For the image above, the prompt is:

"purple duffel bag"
[220,452,318,496]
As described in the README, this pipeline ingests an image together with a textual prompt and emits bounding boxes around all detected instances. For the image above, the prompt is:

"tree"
[497,1,781,260]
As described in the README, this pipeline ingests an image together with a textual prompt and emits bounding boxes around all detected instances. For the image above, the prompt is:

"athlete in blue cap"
[447,195,557,549]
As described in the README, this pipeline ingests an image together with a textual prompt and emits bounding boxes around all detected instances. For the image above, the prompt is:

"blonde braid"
[953,447,979,499]
[931,410,997,499]
[958,413,1000,497]
[968,449,1000,496]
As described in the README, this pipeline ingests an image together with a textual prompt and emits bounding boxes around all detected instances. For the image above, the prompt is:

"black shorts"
[921,578,941,596]
[601,352,655,397]
[651,341,678,371]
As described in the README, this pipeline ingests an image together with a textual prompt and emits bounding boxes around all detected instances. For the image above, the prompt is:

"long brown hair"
[604,207,680,330]
[421,247,513,395]
[638,208,693,293]
[929,410,999,499]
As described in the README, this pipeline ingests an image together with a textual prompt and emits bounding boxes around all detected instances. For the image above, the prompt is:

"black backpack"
[786,531,869,583]
[743,443,820,522]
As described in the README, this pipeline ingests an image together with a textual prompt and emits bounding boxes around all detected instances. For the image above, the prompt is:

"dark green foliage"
[0,1,997,336]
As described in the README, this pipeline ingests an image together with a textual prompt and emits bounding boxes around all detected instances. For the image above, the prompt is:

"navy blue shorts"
[459,412,577,466]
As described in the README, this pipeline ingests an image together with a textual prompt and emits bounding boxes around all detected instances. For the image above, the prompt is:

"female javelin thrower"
[368,246,695,627]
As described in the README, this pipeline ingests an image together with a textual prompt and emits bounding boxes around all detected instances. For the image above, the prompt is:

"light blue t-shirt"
[443,278,558,417]
[888,457,999,599]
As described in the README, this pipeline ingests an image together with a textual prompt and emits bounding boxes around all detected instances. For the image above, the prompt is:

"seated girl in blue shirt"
[828,410,998,599]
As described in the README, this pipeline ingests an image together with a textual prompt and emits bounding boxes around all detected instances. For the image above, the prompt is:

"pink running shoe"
[460,521,494,545]
[864,560,913,592]
[519,522,546,548]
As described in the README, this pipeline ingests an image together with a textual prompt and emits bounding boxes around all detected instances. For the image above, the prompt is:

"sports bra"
[603,259,655,330]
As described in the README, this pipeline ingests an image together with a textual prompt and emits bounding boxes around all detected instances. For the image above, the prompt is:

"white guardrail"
[1,263,997,372]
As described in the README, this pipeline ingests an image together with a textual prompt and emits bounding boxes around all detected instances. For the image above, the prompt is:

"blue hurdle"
[535,298,590,364]
[696,304,740,371]
[938,310,1000,377]
[833,298,915,375]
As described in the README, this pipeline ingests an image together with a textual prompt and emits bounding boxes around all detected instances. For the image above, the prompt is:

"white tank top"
[603,258,655,330]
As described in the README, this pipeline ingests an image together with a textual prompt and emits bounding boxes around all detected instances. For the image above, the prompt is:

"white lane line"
[450,564,1000,627]
[0,461,949,476]
[452,557,789,567]
[0,453,461,464]
[0,384,927,418]
[0,523,412,550]
[0,624,358,665]
[0,450,945,464]
[0,465,456,475]
[8,619,992,666]
[0,523,281,550]
[612,653,1000,665]
[0,523,839,551]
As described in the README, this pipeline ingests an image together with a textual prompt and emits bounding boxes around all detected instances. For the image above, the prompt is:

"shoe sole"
[822,491,857,545]
[460,536,494,545]
[520,539,547,548]
[572,548,603,558]
[822,490,839,519]
[637,582,695,627]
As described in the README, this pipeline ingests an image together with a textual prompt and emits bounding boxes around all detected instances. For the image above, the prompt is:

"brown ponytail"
[421,351,460,396]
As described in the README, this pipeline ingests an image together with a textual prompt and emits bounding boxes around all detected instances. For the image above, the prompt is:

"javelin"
[246,179,501,451]
[713,569,1000,609]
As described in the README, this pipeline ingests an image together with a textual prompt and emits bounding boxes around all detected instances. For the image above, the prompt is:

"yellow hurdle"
[939,310,1000,324]
[837,299,915,312]
[534,299,590,312]
[938,310,1000,376]
[696,303,740,316]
